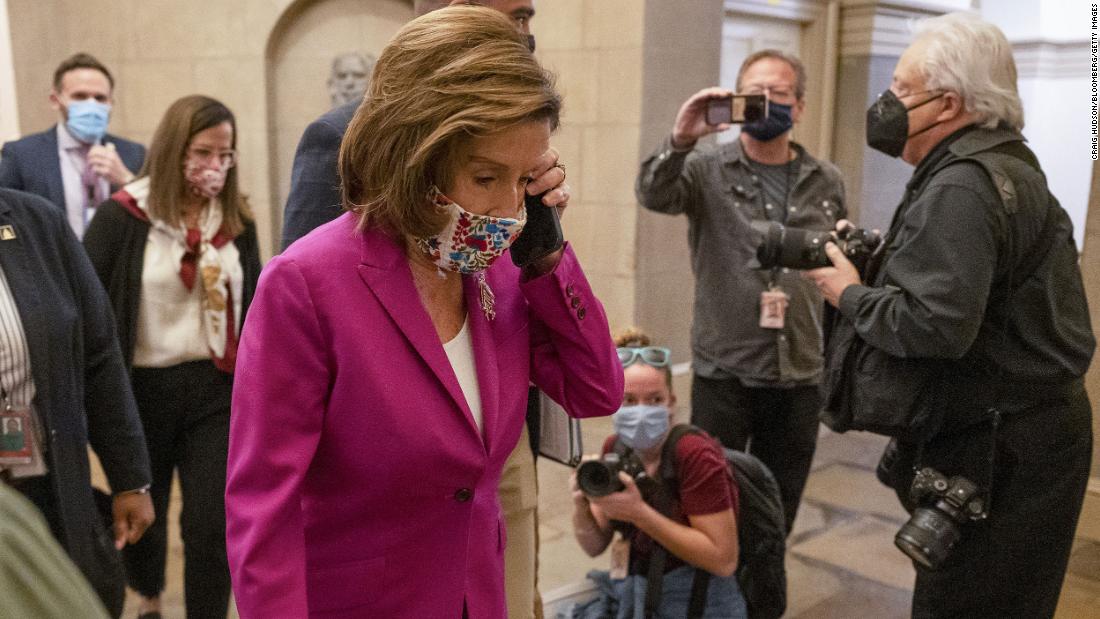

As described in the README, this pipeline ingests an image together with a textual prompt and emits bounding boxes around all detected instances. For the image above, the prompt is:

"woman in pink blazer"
[225,7,623,618]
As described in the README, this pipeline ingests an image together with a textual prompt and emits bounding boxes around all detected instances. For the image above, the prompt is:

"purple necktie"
[81,149,108,210]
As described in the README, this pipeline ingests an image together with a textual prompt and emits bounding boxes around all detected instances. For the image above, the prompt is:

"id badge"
[0,407,33,465]
[759,288,790,329]
[609,535,631,580]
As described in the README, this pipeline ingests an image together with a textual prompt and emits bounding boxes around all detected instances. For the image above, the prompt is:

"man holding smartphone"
[635,50,846,535]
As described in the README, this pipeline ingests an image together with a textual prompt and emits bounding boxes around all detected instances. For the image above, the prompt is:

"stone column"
[634,0,725,378]
[832,0,960,231]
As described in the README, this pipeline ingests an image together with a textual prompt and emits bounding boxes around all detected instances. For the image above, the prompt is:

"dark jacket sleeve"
[635,135,700,216]
[0,142,24,190]
[280,104,357,251]
[838,166,1000,359]
[236,220,263,325]
[56,201,151,492]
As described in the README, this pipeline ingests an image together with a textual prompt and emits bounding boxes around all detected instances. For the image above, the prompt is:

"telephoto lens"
[752,221,883,272]
[753,221,833,270]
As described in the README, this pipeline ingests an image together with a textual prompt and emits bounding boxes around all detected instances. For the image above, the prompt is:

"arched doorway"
[265,0,413,243]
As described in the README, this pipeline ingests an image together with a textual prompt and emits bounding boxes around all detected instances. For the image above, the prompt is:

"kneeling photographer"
[566,329,748,619]
[802,13,1093,619]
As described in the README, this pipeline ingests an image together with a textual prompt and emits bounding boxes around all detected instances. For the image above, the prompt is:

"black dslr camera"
[894,467,987,570]
[753,221,882,272]
[576,451,648,497]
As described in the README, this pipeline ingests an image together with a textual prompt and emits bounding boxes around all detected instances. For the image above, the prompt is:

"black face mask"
[527,34,536,52]
[865,89,945,158]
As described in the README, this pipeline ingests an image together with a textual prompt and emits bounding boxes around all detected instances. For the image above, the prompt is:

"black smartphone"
[705,94,768,125]
[511,191,563,267]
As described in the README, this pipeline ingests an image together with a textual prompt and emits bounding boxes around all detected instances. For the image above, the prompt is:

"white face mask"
[415,186,527,274]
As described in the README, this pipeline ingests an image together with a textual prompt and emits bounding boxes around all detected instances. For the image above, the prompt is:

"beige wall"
[7,0,326,259]
[1078,159,1100,542]
[533,0,648,333]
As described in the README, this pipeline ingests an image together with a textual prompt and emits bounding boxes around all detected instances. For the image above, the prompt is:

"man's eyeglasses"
[742,85,796,101]
[617,346,671,368]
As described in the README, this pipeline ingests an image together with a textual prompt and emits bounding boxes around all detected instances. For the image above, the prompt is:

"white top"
[132,200,242,368]
[442,317,483,434]
[132,231,210,367]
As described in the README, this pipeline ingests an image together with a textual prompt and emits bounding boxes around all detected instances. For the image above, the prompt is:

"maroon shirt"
[601,430,738,573]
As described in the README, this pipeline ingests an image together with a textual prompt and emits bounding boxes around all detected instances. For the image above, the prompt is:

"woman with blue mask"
[567,328,747,619]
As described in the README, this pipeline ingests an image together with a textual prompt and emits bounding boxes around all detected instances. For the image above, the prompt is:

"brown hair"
[339,4,561,239]
[53,53,114,90]
[736,49,807,100]
[140,95,252,236]
[613,327,673,390]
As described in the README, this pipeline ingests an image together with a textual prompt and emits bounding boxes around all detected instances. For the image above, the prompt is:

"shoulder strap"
[653,424,715,619]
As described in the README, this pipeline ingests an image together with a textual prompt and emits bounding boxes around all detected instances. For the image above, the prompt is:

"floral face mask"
[415,187,527,275]
[183,159,230,199]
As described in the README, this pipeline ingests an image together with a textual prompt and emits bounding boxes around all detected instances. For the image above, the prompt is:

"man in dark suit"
[0,53,144,239]
[0,187,153,617]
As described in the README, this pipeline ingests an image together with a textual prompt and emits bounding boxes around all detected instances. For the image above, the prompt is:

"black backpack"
[616,424,787,619]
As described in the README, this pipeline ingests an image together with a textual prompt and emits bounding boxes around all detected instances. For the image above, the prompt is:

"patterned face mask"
[415,187,527,275]
[183,159,230,199]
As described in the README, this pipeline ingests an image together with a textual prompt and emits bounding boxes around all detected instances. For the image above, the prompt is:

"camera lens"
[894,507,962,570]
[752,221,833,270]
[576,460,623,497]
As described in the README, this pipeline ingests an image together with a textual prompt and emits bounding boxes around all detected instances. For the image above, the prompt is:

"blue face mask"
[64,99,111,144]
[612,404,670,451]
[741,101,793,142]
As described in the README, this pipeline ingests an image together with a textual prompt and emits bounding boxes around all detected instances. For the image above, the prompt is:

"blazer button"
[566,283,576,296]
[577,307,587,320]
[454,488,473,502]
[570,296,582,309]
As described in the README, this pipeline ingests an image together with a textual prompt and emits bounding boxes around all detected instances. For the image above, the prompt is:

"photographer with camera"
[635,51,846,534]
[566,328,747,619]
[804,13,1093,619]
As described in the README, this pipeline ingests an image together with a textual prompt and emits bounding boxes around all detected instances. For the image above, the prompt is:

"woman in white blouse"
[84,95,262,619]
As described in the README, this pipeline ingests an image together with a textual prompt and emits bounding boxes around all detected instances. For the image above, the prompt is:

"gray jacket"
[636,135,846,386]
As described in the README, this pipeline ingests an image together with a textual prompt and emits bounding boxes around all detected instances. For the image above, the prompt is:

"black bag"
[620,425,787,619]
[819,305,946,443]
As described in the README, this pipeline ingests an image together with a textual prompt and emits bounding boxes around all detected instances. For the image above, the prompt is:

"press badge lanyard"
[759,156,794,329]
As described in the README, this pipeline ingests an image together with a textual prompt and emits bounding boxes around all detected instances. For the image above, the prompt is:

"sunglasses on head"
[617,346,671,368]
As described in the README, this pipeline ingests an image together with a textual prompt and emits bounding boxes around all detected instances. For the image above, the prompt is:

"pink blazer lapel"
[355,228,483,444]
[463,275,501,453]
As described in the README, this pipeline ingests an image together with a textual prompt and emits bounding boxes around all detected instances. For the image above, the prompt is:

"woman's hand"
[526,146,570,217]
[587,472,652,525]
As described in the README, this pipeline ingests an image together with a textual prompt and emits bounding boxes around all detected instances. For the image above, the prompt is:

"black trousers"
[907,387,1093,619]
[124,360,232,619]
[690,374,820,534]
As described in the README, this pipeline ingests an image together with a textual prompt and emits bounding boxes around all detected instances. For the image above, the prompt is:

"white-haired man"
[806,13,1093,618]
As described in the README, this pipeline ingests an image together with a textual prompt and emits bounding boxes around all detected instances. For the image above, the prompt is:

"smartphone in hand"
[511,191,563,267]
[705,94,769,125]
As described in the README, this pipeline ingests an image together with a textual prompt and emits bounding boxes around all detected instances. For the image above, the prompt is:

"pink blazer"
[226,213,623,618]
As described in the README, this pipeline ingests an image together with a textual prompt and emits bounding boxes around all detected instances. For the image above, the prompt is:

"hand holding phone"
[705,94,768,126]
[511,191,564,268]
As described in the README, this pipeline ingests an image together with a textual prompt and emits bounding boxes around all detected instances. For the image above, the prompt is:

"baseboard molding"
[1078,478,1100,543]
